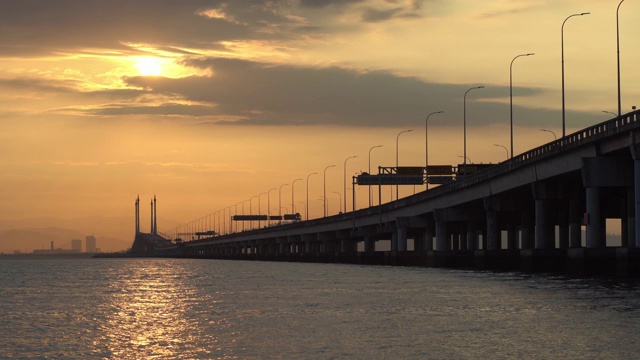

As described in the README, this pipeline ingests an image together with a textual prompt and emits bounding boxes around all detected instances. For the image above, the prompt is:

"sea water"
[1,258,639,359]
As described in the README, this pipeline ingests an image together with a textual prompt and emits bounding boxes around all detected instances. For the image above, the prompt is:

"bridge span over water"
[132,110,640,277]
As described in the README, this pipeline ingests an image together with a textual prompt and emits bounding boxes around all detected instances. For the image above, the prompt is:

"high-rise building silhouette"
[85,236,96,253]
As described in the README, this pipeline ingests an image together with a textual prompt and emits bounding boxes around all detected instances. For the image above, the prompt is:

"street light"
[323,165,336,217]
[250,195,258,230]
[562,12,590,138]
[368,145,383,207]
[396,129,413,200]
[333,191,342,213]
[343,155,357,212]
[267,188,276,226]
[464,86,484,176]
[510,53,534,158]
[298,201,306,220]
[306,172,317,221]
[258,192,267,229]
[617,0,626,119]
[234,202,242,233]
[425,111,444,190]
[291,178,302,215]
[278,183,289,224]
[458,155,472,163]
[602,110,617,118]
[540,128,557,140]
[494,144,509,160]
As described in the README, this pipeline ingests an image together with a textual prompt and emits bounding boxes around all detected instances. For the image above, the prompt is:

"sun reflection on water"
[100,261,224,359]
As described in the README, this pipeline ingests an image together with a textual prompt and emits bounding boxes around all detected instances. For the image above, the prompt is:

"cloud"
[116,57,591,129]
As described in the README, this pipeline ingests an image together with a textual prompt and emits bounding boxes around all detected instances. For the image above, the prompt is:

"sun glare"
[135,57,163,76]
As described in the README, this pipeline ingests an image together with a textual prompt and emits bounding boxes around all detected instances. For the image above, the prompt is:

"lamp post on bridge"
[561,12,590,138]
[494,144,509,160]
[306,172,317,221]
[267,188,277,226]
[459,155,472,163]
[242,199,250,232]
[298,201,306,221]
[279,183,289,224]
[333,191,342,213]
[249,195,258,230]
[234,202,242,233]
[291,178,302,217]
[396,129,412,200]
[602,110,617,118]
[323,165,336,217]
[510,53,534,158]
[464,86,484,176]
[258,192,267,229]
[368,145,383,207]
[540,128,557,140]
[617,0,626,119]
[425,111,443,190]
[343,156,357,213]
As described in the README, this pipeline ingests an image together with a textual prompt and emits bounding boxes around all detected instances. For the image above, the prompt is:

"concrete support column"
[507,224,517,250]
[424,225,434,251]
[486,208,499,250]
[364,236,375,253]
[435,221,448,251]
[626,187,635,247]
[558,201,569,249]
[535,199,551,249]
[413,233,424,252]
[586,187,605,249]
[391,232,398,252]
[451,233,460,251]
[459,231,468,251]
[521,212,534,249]
[397,227,408,252]
[466,228,477,250]
[569,199,582,248]
[635,159,640,247]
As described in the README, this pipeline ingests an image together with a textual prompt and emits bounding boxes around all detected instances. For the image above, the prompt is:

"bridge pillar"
[558,201,569,249]
[521,209,534,249]
[483,197,500,251]
[451,233,459,250]
[397,227,408,252]
[507,224,517,250]
[625,186,635,247]
[533,182,555,249]
[569,199,582,248]
[467,227,478,250]
[586,187,605,249]
[486,208,499,251]
[635,159,640,247]
[424,223,434,251]
[435,221,447,251]
[364,236,375,253]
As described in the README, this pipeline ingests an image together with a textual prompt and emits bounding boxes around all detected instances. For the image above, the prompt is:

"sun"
[135,57,163,76]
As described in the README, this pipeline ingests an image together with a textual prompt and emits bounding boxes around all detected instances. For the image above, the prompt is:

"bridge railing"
[396,110,640,207]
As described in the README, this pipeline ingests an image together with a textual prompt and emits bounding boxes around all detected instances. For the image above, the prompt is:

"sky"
[1,0,639,243]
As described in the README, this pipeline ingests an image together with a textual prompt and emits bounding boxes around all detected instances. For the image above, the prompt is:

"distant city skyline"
[0,1,638,244]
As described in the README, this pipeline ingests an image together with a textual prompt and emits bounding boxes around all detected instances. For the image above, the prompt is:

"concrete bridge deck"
[137,110,640,277]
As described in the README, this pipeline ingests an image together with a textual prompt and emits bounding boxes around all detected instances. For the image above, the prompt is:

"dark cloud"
[299,0,365,8]
[114,57,600,129]
[0,1,293,57]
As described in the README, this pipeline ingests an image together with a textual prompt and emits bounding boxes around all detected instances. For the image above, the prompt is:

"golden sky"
[0,0,638,243]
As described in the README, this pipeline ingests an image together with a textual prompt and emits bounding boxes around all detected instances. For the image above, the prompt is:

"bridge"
[130,110,640,277]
